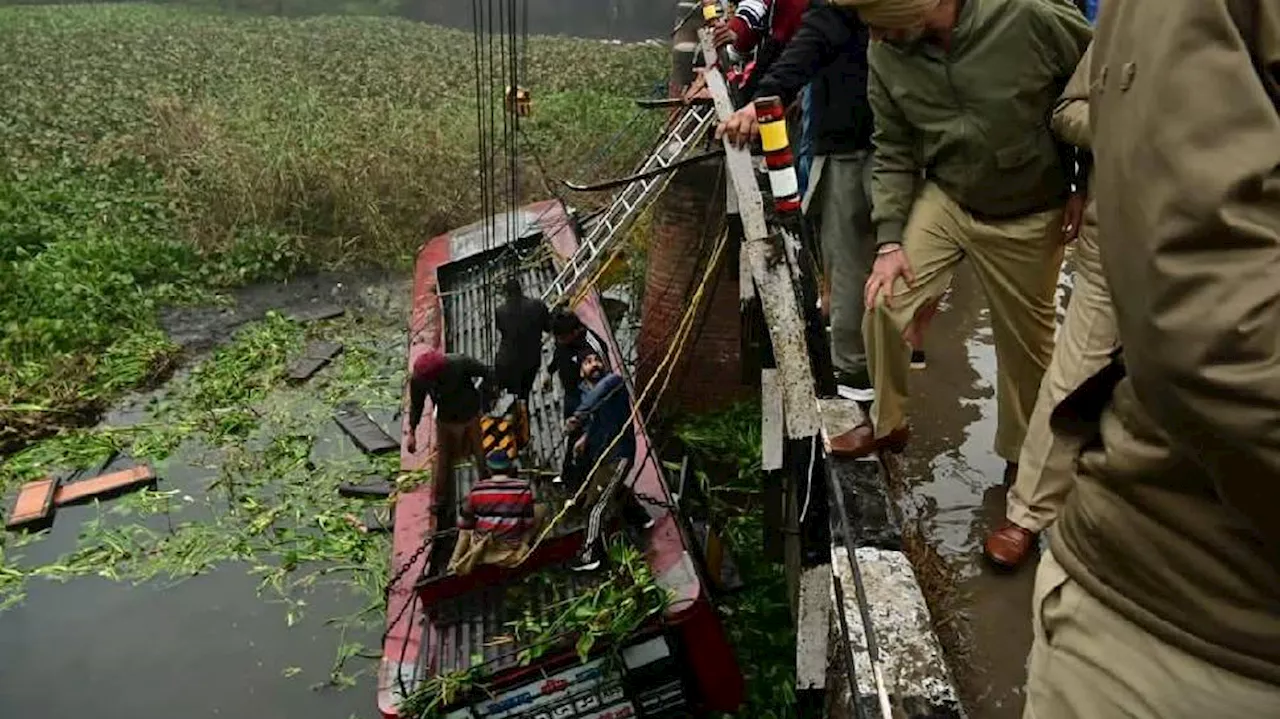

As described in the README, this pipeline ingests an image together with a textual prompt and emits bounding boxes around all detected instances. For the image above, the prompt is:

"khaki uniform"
[1006,44,1119,532]
[1028,1,1280,715]
[863,0,1091,461]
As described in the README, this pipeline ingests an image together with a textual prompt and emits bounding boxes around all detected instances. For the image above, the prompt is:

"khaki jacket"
[867,0,1091,246]
[1052,0,1280,684]
[1050,41,1097,235]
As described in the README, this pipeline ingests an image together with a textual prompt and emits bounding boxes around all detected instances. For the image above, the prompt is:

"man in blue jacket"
[563,352,652,571]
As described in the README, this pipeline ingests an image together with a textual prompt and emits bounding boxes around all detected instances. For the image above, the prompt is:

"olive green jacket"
[868,0,1092,246]
[1054,0,1280,684]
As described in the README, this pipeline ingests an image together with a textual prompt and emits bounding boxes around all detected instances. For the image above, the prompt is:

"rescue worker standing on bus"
[834,0,1090,464]
[406,350,493,518]
[1022,1,1280,716]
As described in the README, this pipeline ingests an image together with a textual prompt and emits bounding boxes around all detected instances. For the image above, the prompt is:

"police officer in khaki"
[1024,0,1280,716]
[984,42,1119,570]
[830,0,1091,465]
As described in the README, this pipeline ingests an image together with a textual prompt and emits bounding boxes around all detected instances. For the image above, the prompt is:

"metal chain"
[380,535,433,643]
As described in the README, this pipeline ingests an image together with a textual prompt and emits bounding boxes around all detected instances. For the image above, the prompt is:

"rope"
[519,228,730,562]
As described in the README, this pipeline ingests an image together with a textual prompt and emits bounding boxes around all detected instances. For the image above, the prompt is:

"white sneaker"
[836,384,875,403]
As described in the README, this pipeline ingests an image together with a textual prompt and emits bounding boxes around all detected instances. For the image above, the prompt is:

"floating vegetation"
[0,305,406,687]
[0,3,665,450]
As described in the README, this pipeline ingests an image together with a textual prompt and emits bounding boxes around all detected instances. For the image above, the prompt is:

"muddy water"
[889,258,1076,719]
[0,273,410,719]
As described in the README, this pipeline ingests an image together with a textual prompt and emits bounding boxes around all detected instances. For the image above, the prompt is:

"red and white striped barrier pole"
[754,95,802,215]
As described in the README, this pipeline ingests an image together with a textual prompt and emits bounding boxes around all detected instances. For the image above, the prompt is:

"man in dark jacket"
[494,276,549,402]
[547,309,610,419]
[718,3,879,402]
[406,350,493,516]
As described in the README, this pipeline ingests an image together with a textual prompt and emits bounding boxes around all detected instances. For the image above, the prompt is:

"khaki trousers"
[1007,228,1117,532]
[864,183,1064,461]
[433,417,488,512]
[1024,548,1280,719]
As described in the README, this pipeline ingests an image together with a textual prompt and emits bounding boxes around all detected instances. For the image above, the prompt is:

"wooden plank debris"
[6,476,61,531]
[286,340,344,382]
[287,303,345,323]
[334,402,398,454]
[54,465,156,507]
[339,480,394,499]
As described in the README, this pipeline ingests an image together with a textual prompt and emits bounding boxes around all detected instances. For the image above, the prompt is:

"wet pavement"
[888,258,1076,719]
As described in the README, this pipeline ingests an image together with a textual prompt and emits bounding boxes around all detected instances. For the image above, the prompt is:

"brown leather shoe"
[828,424,909,459]
[984,522,1038,570]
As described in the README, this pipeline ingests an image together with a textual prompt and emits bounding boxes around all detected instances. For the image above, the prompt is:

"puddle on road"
[0,273,412,719]
[888,255,1078,719]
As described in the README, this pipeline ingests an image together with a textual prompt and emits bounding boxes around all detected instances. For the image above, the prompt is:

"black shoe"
[571,548,601,572]
[835,369,874,402]
[910,349,927,370]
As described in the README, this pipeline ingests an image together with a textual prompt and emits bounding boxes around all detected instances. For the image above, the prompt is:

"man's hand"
[712,20,737,48]
[864,244,916,310]
[573,435,587,457]
[715,104,759,148]
[564,416,582,434]
[682,69,710,103]
[406,434,417,454]
[1061,193,1085,243]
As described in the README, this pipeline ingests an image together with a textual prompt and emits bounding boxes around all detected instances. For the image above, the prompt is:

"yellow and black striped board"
[479,403,529,461]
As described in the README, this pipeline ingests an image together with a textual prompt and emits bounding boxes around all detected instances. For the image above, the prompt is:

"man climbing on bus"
[406,350,494,519]
[547,309,610,419]
[495,275,550,404]
[564,351,653,572]
[495,275,550,448]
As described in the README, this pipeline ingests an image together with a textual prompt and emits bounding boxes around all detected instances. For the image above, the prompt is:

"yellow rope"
[518,228,730,562]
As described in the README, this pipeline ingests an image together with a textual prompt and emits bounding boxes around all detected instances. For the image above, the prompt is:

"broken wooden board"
[334,402,398,454]
[286,340,344,382]
[6,476,61,531]
[338,480,394,499]
[287,303,345,323]
[54,465,156,507]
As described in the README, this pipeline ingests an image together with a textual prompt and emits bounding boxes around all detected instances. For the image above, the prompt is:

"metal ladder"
[542,103,716,306]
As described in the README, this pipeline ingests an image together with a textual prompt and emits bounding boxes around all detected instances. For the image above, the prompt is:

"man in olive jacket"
[1023,0,1280,716]
[833,0,1090,462]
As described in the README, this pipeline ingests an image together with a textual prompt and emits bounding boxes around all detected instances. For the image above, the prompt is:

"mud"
[887,257,1077,719]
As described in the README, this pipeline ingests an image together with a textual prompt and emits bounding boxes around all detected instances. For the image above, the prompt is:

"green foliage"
[679,401,797,718]
[0,4,664,450]
[674,401,763,488]
[399,538,669,719]
[0,312,400,681]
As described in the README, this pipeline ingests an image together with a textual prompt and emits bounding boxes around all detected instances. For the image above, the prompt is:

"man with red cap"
[406,350,494,516]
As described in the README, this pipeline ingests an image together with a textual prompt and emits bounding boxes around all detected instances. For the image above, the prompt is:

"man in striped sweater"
[447,449,542,574]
